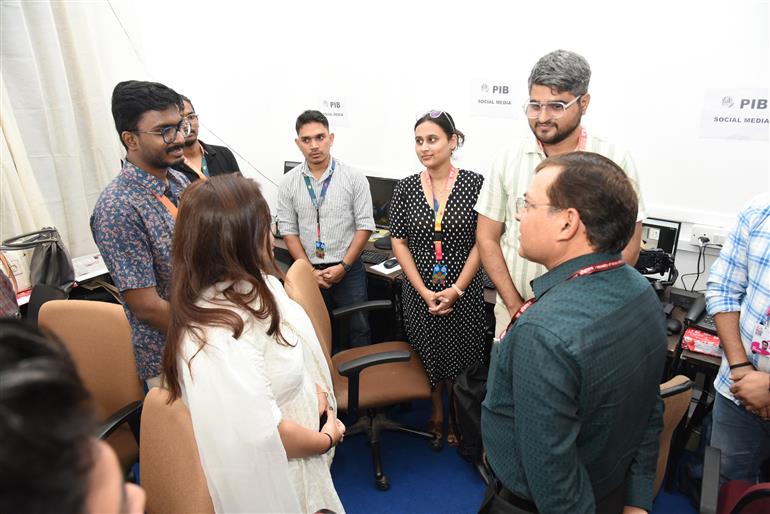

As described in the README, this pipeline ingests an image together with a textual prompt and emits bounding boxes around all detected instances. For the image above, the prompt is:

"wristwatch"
[341,260,352,273]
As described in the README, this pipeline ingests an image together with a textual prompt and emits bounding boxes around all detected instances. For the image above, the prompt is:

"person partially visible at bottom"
[164,174,346,513]
[480,152,666,514]
[389,110,486,446]
[705,192,770,484]
[0,319,146,514]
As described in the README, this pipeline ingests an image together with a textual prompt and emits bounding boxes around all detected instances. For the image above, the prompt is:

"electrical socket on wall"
[690,224,727,246]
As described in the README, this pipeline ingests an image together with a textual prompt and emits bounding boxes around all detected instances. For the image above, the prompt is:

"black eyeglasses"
[132,118,191,144]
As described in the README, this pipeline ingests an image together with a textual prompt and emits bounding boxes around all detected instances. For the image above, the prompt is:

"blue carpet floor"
[331,399,697,514]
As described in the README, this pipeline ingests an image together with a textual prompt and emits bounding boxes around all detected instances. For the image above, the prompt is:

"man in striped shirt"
[277,110,375,348]
[475,49,647,334]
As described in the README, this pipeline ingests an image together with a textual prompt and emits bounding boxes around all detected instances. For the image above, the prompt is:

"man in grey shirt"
[277,110,375,348]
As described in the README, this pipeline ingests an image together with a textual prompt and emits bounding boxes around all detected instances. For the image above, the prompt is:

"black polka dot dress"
[389,169,486,388]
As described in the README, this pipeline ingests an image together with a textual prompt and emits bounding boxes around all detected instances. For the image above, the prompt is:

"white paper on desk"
[370,261,401,275]
[72,253,109,282]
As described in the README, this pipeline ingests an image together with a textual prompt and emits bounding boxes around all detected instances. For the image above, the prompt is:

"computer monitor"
[284,161,301,174]
[367,176,399,229]
[640,217,681,283]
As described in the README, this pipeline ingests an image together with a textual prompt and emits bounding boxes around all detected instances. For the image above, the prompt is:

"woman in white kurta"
[164,174,345,514]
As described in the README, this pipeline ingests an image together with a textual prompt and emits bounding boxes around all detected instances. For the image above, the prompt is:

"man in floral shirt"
[91,80,190,387]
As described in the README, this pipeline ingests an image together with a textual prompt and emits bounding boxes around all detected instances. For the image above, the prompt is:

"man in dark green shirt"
[480,152,667,514]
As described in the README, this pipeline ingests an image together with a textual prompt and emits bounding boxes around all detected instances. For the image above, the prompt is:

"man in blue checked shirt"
[706,193,770,484]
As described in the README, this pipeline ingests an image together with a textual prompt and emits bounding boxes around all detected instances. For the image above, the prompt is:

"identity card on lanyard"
[422,167,457,287]
[750,306,770,371]
[302,159,336,259]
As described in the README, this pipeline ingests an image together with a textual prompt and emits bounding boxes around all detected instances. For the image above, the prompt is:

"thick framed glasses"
[132,118,191,144]
[522,95,582,119]
[515,197,555,212]
[422,110,456,133]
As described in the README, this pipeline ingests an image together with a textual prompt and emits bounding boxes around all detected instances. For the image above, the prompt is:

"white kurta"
[179,274,344,513]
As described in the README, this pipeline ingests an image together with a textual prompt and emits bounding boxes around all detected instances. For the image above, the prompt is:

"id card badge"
[315,241,326,259]
[750,321,770,357]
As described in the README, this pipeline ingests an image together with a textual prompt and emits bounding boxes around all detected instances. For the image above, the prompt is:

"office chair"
[140,387,214,514]
[38,300,144,474]
[284,259,437,490]
[700,446,770,514]
[654,374,693,497]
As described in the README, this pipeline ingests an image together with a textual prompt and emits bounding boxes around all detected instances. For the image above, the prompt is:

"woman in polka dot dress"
[389,110,486,446]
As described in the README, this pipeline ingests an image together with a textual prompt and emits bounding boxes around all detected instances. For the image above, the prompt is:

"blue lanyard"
[302,159,336,242]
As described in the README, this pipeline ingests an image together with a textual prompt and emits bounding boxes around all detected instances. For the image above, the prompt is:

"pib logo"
[739,98,767,109]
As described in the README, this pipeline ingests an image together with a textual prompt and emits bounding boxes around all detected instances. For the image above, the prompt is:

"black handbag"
[1,227,75,294]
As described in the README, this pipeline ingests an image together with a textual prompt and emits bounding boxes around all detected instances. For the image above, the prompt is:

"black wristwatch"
[341,260,352,273]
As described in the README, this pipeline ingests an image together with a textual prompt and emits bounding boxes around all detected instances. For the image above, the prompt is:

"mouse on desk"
[383,258,399,269]
[666,318,683,336]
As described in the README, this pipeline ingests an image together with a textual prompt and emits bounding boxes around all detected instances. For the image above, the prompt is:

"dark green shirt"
[482,252,666,513]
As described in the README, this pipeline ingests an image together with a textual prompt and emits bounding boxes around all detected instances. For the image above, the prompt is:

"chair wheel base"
[375,475,390,491]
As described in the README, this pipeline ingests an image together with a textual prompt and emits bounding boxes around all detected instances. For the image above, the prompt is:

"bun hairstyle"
[414,110,465,148]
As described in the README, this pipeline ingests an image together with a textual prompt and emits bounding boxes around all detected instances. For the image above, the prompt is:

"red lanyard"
[498,258,625,340]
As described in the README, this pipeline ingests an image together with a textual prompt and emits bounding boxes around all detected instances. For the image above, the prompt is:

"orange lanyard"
[421,167,458,261]
[155,194,178,219]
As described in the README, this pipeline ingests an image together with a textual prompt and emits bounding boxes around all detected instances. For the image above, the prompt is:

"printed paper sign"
[317,97,348,127]
[700,88,768,141]
[470,78,518,119]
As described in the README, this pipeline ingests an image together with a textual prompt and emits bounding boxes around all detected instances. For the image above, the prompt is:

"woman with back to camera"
[163,174,345,513]
[389,110,486,446]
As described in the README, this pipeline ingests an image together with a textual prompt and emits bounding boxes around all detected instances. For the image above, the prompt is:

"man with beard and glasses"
[475,50,647,335]
[175,94,240,182]
[91,80,191,389]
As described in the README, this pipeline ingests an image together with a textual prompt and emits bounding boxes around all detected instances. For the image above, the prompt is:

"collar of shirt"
[301,156,335,182]
[122,160,178,196]
[531,251,622,299]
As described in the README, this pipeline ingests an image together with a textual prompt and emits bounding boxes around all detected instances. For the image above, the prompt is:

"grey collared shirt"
[277,158,375,264]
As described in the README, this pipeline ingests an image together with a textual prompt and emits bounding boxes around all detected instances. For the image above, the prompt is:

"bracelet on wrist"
[322,432,334,454]
[729,361,754,370]
[451,284,464,296]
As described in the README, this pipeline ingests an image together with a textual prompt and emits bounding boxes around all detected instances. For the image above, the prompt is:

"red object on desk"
[682,327,722,358]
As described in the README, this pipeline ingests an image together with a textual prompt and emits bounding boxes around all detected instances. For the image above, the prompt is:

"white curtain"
[0,0,125,257]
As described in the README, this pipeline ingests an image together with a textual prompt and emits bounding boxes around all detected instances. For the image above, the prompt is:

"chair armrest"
[337,350,410,378]
[98,400,143,443]
[331,299,393,319]
[700,446,720,514]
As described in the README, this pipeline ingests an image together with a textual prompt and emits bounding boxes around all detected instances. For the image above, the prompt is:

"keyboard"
[361,249,389,265]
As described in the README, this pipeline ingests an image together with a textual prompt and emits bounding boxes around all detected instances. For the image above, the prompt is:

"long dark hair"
[164,174,287,402]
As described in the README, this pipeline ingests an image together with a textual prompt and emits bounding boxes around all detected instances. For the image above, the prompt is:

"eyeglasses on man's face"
[515,196,555,213]
[132,118,191,144]
[185,112,199,122]
[522,95,582,119]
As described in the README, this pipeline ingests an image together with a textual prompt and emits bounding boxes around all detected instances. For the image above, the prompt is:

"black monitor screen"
[367,176,399,229]
[640,217,681,282]
[284,161,301,174]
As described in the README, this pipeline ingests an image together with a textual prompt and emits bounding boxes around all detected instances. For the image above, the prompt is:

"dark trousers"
[318,258,370,348]
[478,477,625,514]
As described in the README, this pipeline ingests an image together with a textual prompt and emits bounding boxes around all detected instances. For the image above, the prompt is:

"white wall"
[34,1,770,283]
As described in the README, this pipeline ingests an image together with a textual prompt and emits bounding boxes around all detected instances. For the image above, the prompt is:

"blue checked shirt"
[706,193,770,404]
